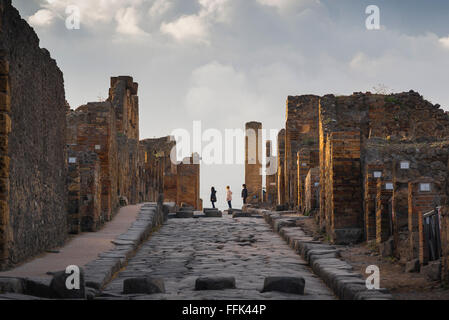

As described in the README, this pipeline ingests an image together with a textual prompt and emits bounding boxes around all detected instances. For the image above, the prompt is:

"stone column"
[365,164,384,241]
[245,122,262,204]
[376,178,393,244]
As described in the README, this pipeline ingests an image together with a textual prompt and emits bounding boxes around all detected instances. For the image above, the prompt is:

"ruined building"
[0,0,201,269]
[250,90,449,283]
[245,122,263,204]
[0,0,68,268]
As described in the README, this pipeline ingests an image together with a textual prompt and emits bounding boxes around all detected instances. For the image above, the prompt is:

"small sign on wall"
[419,183,431,192]
[400,161,410,169]
[373,171,382,178]
[95,145,101,150]
[69,157,77,164]
[385,183,393,190]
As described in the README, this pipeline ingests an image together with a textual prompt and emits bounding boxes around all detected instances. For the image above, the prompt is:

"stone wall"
[284,96,320,209]
[304,167,319,214]
[0,0,68,268]
[176,154,201,209]
[245,122,262,204]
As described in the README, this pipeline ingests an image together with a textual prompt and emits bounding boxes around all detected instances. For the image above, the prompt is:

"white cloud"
[28,9,54,27]
[161,14,208,42]
[115,7,148,36]
[439,36,449,50]
[160,0,230,43]
[149,0,172,17]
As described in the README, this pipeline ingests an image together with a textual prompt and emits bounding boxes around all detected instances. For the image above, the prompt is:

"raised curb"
[83,203,167,290]
[259,210,393,300]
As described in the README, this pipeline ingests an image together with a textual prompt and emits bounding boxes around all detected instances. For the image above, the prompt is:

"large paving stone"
[123,277,166,294]
[50,269,86,299]
[176,211,194,219]
[0,277,24,294]
[261,277,305,295]
[195,277,236,291]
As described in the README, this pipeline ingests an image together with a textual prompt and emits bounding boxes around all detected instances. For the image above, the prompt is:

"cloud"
[115,7,149,36]
[439,36,449,49]
[28,9,55,27]
[149,0,172,17]
[161,14,208,42]
[160,0,230,43]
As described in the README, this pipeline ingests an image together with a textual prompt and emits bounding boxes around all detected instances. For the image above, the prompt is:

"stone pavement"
[101,214,336,300]
[0,204,143,279]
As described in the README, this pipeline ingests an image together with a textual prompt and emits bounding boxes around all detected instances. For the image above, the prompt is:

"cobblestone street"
[102,215,336,300]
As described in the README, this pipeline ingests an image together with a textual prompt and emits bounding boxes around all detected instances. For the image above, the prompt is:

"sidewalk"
[0,204,143,279]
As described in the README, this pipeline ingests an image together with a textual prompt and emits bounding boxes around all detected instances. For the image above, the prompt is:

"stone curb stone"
[260,210,392,300]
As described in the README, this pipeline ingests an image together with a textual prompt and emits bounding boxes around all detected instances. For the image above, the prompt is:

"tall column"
[245,122,262,204]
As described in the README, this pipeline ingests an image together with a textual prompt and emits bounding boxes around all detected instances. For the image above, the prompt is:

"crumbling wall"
[0,0,68,268]
[176,154,201,209]
[284,96,320,209]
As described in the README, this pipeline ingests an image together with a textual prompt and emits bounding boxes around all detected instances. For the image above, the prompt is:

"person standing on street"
[210,187,217,208]
[241,184,248,205]
[226,186,233,209]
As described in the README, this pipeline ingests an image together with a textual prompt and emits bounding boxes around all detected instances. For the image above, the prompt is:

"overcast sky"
[13,0,449,209]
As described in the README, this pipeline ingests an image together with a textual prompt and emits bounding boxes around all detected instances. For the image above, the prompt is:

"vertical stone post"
[408,179,438,264]
[365,165,383,241]
[0,53,10,269]
[441,206,449,284]
[266,140,276,205]
[376,178,393,244]
[276,129,285,206]
[245,122,262,204]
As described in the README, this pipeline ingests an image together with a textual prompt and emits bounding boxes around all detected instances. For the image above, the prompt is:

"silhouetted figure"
[226,186,233,209]
[210,187,217,208]
[241,184,248,204]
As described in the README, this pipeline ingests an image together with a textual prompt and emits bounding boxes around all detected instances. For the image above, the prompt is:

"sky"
[12,0,449,209]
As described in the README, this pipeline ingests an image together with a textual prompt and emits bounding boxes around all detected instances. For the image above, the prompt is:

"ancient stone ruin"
[0,0,201,270]
[249,91,449,284]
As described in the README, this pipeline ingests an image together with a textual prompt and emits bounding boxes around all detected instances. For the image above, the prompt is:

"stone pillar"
[441,206,449,284]
[266,140,276,205]
[376,178,393,244]
[408,179,439,264]
[245,122,262,204]
[276,129,285,206]
[365,165,383,241]
[328,131,363,244]
[0,54,10,269]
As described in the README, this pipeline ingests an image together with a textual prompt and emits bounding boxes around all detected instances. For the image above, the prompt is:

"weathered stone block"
[123,277,165,294]
[50,269,86,299]
[261,277,305,295]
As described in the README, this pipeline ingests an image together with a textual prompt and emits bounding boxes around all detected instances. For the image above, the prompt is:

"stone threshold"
[257,209,393,300]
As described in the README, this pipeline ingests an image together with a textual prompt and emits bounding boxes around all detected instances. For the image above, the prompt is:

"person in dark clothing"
[210,187,217,208]
[241,184,248,204]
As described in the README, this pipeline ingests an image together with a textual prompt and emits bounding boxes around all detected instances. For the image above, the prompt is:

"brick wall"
[176,154,201,209]
[364,164,384,241]
[0,0,68,268]
[441,206,449,284]
[284,96,320,209]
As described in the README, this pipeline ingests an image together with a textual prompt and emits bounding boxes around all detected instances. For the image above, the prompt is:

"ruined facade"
[0,0,68,268]
[284,96,320,210]
[257,90,449,280]
[266,140,276,205]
